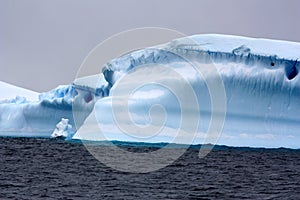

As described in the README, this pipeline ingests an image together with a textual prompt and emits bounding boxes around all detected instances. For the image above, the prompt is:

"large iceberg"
[0,34,299,148]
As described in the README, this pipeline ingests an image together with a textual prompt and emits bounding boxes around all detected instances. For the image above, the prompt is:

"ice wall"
[76,34,300,148]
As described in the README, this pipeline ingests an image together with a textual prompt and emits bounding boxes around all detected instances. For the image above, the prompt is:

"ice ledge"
[185,34,300,60]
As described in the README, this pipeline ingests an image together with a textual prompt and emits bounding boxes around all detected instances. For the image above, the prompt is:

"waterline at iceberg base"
[0,34,299,149]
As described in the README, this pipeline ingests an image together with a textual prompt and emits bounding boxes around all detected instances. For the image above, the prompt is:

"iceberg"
[0,74,110,137]
[0,34,299,148]
[50,118,73,140]
[0,83,97,137]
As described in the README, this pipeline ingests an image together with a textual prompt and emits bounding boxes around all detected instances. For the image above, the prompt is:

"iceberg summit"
[0,34,299,148]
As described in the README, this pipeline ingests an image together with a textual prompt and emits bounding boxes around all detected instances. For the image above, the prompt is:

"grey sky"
[1,0,299,92]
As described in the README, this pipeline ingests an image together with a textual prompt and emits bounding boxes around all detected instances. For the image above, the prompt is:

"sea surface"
[0,137,300,199]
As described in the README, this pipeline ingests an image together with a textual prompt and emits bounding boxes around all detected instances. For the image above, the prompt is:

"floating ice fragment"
[50,118,73,140]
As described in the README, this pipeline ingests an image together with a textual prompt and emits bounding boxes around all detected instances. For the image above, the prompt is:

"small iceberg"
[51,118,73,140]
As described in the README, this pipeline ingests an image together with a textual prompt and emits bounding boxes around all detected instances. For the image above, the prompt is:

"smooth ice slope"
[0,81,39,102]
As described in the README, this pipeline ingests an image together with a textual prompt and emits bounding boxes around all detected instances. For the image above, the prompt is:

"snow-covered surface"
[74,74,108,89]
[187,34,300,60]
[1,34,300,148]
[0,81,39,102]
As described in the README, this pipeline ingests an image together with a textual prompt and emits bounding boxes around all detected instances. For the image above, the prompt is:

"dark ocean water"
[0,138,300,200]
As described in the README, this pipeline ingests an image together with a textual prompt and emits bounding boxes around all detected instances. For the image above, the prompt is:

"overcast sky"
[1,0,300,92]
